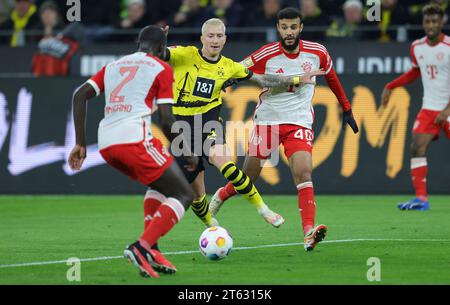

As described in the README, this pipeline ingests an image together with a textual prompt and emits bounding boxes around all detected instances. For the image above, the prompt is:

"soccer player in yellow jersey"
[151,18,323,228]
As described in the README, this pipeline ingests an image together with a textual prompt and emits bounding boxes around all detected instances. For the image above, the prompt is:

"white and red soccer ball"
[199,226,233,260]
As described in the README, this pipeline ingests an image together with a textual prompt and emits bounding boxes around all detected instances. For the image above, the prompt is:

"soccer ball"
[199,226,233,261]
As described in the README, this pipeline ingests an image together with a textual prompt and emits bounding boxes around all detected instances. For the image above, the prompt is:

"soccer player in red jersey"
[68,26,198,278]
[209,8,359,251]
[382,4,450,211]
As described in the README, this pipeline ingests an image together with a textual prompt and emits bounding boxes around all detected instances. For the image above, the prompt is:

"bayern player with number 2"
[382,4,450,211]
[68,26,198,278]
[209,8,359,251]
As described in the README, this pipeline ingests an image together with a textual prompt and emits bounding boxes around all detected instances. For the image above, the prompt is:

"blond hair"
[201,18,226,35]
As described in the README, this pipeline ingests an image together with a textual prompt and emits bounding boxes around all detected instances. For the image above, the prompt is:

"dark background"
[0,50,448,194]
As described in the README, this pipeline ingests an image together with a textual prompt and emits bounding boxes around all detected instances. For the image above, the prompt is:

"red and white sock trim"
[297,181,314,191]
[411,157,427,169]
[163,198,185,222]
[145,189,168,202]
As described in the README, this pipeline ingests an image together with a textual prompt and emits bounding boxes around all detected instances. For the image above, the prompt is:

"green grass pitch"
[0,195,449,285]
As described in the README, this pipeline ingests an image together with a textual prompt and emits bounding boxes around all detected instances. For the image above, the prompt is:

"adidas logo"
[276,68,284,74]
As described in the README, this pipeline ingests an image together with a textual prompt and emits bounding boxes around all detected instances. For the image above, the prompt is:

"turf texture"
[0,195,449,285]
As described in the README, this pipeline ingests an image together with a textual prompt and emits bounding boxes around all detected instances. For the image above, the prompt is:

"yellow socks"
[191,194,214,227]
[220,162,266,212]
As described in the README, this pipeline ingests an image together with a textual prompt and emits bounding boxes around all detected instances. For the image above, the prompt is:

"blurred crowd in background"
[1,0,449,47]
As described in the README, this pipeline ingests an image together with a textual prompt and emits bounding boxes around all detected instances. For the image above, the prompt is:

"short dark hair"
[423,3,445,18]
[277,7,303,23]
[39,0,58,14]
[137,25,166,49]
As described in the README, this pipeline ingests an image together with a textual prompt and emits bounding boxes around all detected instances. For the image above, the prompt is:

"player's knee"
[294,170,312,184]
[166,181,194,209]
[410,142,426,157]
[301,172,312,184]
[208,145,231,168]
[208,154,229,169]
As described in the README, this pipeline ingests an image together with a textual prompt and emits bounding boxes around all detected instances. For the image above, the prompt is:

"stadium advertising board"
[0,42,412,76]
[0,76,448,194]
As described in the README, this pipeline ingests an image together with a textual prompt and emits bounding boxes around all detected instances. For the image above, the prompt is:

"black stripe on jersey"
[236,70,253,82]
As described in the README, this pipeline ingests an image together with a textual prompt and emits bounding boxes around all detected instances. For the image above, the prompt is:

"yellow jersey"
[167,46,252,116]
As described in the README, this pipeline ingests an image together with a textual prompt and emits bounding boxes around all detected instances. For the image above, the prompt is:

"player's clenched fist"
[68,144,86,171]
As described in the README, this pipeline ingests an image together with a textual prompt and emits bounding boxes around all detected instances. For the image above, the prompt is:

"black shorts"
[173,106,226,184]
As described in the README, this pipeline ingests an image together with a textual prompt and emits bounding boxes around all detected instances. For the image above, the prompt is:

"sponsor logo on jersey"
[193,77,215,99]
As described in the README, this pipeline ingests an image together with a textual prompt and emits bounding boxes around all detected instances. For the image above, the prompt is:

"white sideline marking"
[1,238,450,269]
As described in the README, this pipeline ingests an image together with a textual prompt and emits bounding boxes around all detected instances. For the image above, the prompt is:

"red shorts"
[99,138,173,186]
[248,124,313,160]
[413,109,450,140]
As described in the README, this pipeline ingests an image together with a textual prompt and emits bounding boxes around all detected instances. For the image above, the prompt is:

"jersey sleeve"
[86,66,106,96]
[324,67,351,112]
[240,53,266,74]
[167,45,191,67]
[410,44,419,68]
[154,64,175,104]
[231,61,253,81]
[319,47,333,75]
[385,68,421,90]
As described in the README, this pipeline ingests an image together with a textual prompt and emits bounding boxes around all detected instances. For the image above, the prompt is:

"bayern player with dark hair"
[382,4,450,211]
[159,18,324,230]
[209,7,359,251]
[68,25,198,278]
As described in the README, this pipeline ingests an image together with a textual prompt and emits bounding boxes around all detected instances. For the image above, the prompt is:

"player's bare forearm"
[158,104,179,143]
[249,70,324,88]
[158,104,193,154]
[158,104,198,170]
[444,101,450,112]
[249,74,294,88]
[72,83,96,146]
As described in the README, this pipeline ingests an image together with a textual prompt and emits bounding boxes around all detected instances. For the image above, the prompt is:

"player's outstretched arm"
[68,83,97,171]
[249,69,326,88]
[382,67,421,106]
